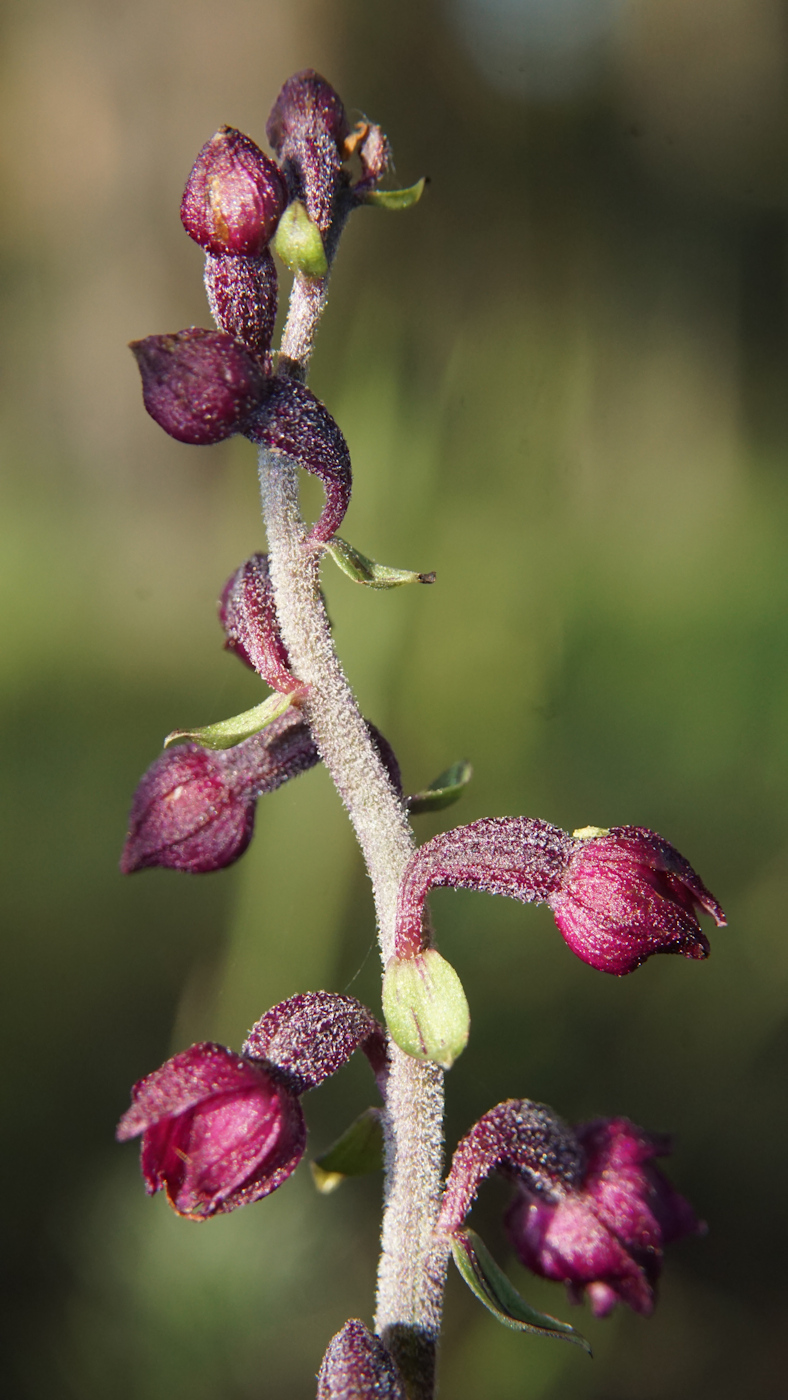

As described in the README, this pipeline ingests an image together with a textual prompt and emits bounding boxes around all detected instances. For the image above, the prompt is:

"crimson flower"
[116,1043,305,1219]
[505,1116,703,1317]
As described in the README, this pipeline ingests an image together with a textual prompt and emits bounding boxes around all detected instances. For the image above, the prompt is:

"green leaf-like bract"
[408,760,473,815]
[324,536,435,589]
[273,200,328,277]
[311,1107,384,1193]
[164,692,299,750]
[364,178,427,210]
[450,1229,592,1354]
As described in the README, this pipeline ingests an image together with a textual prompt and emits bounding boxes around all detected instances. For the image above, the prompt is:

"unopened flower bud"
[266,71,350,234]
[120,711,318,874]
[218,552,298,693]
[382,948,470,1069]
[267,70,349,160]
[204,251,278,361]
[130,328,267,445]
[116,1042,306,1218]
[317,1320,405,1400]
[180,126,287,257]
[505,1116,704,1317]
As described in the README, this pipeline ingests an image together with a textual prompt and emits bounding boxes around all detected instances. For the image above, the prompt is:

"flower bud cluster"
[131,73,360,542]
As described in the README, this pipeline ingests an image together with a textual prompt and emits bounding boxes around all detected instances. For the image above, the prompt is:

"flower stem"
[258,271,449,1398]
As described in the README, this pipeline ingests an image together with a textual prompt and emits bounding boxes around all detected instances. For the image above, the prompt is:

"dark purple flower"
[117,994,386,1220]
[317,1320,405,1400]
[505,1117,704,1318]
[393,817,725,974]
[549,825,726,975]
[180,126,287,257]
[204,250,278,362]
[120,711,318,874]
[116,1042,306,1218]
[218,552,298,693]
[130,328,267,445]
[246,376,351,543]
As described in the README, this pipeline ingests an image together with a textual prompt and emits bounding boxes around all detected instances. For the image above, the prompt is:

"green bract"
[382,949,470,1069]
[273,200,328,277]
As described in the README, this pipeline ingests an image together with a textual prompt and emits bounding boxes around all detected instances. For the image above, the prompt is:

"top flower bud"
[266,70,349,158]
[181,126,287,257]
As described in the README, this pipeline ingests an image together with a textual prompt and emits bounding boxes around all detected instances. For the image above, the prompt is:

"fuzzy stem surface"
[258,266,449,1398]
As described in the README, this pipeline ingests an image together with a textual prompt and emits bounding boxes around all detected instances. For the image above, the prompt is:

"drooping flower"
[117,994,388,1219]
[116,1042,306,1218]
[549,825,726,975]
[393,817,725,975]
[180,126,287,257]
[120,711,318,874]
[504,1116,704,1317]
[130,328,267,445]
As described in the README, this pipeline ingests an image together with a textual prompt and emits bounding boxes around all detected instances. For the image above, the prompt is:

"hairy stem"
[258,270,449,1398]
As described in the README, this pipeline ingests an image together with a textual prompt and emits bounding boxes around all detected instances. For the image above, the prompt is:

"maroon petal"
[117,1042,268,1139]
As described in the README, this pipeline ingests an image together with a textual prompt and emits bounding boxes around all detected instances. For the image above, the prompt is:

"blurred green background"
[3,0,788,1395]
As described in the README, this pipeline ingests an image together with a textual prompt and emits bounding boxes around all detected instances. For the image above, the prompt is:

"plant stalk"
[258,269,450,1398]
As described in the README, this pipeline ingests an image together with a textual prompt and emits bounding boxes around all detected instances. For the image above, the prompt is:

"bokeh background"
[3,0,788,1395]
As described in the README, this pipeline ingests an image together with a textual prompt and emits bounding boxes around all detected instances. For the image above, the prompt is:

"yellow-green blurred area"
[3,0,788,1394]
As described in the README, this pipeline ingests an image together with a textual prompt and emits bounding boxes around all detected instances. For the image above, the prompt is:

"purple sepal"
[243,991,388,1095]
[120,711,318,874]
[266,70,349,234]
[245,377,352,543]
[395,817,574,957]
[116,1042,305,1218]
[439,1099,585,1236]
[130,329,267,445]
[505,1117,704,1317]
[204,251,278,363]
[317,1320,406,1400]
[549,826,726,976]
[218,552,299,693]
[180,126,287,257]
